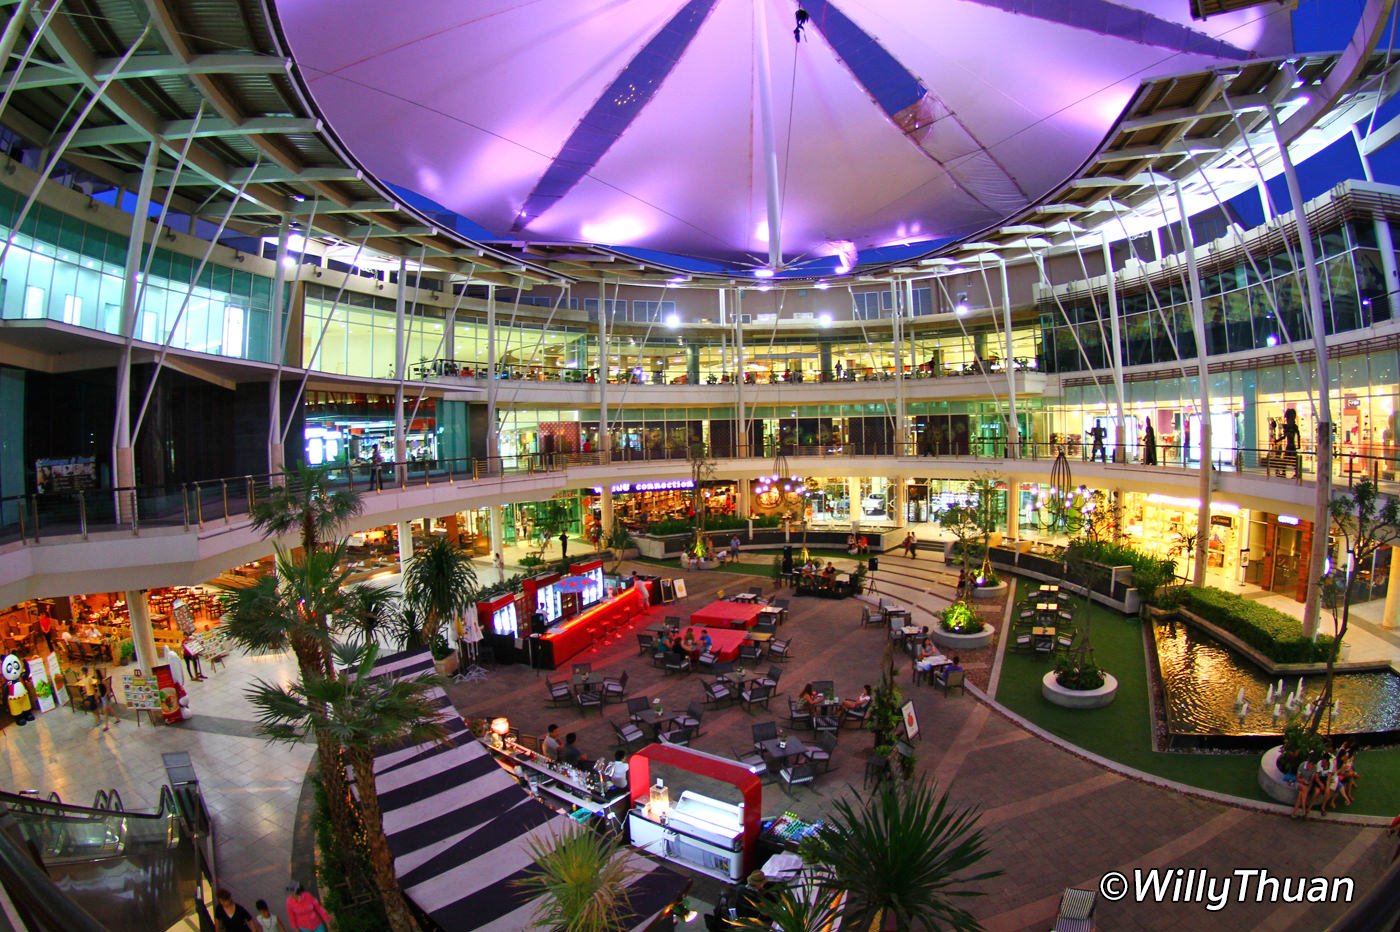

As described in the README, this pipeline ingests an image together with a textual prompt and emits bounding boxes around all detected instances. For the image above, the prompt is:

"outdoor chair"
[1053,888,1097,932]
[575,688,604,715]
[936,668,966,696]
[778,761,816,795]
[651,649,669,669]
[813,711,841,735]
[612,719,646,751]
[659,724,693,746]
[739,644,762,665]
[702,679,732,708]
[674,701,703,736]
[863,753,890,789]
[1013,633,1033,652]
[546,678,572,707]
[696,651,718,672]
[1055,633,1074,651]
[768,638,791,662]
[626,697,650,722]
[602,670,629,703]
[751,721,778,751]
[806,731,838,772]
[842,699,871,728]
[860,606,872,627]
[663,654,691,676]
[786,698,813,732]
[754,618,777,635]
[733,747,770,780]
[747,586,763,598]
[893,740,916,772]
[757,665,782,691]
[636,632,655,655]
[740,683,773,712]
[771,598,789,622]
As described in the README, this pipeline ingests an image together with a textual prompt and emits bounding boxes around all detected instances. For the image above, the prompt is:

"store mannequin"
[3,654,34,725]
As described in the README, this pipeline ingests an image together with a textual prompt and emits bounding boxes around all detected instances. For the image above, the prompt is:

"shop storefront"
[583,480,737,537]
[303,391,439,468]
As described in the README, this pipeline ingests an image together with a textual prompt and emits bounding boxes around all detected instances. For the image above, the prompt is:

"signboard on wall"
[35,456,97,494]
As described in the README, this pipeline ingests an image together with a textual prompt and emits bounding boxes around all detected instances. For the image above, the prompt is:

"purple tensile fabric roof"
[276,0,1293,267]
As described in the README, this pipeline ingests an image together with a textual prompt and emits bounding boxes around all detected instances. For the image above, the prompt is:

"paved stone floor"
[0,553,1391,931]
[0,648,311,919]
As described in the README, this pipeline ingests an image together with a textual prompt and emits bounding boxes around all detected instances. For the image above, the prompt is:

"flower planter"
[1040,670,1118,709]
[684,558,719,571]
[1257,745,1297,804]
[433,651,460,677]
[932,623,996,651]
[969,581,1007,600]
[611,547,640,561]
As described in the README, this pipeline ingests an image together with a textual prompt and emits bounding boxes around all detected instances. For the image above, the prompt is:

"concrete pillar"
[736,480,751,520]
[1382,547,1400,630]
[1375,214,1400,322]
[847,476,862,530]
[891,480,906,528]
[600,488,615,540]
[125,590,158,675]
[1005,479,1018,541]
[398,520,414,573]
[489,504,504,556]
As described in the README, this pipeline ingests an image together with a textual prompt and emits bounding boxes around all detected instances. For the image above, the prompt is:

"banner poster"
[171,600,196,635]
[44,653,67,707]
[25,657,55,713]
[152,664,185,723]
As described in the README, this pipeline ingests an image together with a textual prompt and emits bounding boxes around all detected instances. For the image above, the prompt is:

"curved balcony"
[0,441,1366,605]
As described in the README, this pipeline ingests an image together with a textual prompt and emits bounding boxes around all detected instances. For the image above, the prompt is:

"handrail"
[1326,856,1400,930]
[0,803,110,932]
[0,441,1393,548]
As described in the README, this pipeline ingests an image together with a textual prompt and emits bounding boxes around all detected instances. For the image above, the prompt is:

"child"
[254,899,286,932]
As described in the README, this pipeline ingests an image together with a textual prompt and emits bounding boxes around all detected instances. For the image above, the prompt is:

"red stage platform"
[689,600,763,630]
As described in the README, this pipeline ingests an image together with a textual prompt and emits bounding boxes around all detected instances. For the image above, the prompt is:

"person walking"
[559,531,569,560]
[284,882,331,932]
[370,444,384,491]
[493,551,506,584]
[214,889,257,932]
[730,535,742,561]
[94,668,118,730]
[254,900,287,932]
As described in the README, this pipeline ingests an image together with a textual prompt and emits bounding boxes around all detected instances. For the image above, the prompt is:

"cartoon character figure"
[3,654,34,725]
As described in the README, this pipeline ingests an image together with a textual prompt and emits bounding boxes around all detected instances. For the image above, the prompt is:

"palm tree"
[249,640,450,932]
[732,886,844,932]
[515,824,639,932]
[250,466,362,552]
[219,543,369,903]
[801,776,1001,932]
[401,535,478,644]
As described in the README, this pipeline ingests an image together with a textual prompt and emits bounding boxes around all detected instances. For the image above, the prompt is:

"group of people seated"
[799,561,840,579]
[658,627,713,664]
[796,682,871,712]
[1290,742,1360,818]
[844,533,870,554]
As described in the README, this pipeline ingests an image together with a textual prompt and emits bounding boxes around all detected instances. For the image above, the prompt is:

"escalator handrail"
[1327,856,1400,931]
[0,788,169,822]
[0,804,106,932]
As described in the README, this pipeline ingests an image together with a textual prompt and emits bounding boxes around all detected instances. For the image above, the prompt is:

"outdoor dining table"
[571,672,603,694]
[720,669,764,689]
[759,736,809,763]
[885,608,911,626]
[633,707,678,738]
[1032,625,1056,652]
[728,593,765,604]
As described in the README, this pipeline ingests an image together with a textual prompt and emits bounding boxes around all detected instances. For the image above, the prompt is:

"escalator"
[0,782,212,932]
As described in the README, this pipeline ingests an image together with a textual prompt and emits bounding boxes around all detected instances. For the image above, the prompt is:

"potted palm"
[402,536,478,675]
[515,823,639,932]
[932,600,995,651]
[799,775,1001,932]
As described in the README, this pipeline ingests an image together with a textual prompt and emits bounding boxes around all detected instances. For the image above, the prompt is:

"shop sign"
[595,479,696,494]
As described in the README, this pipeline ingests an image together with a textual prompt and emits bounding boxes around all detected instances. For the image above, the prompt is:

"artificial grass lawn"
[636,549,862,576]
[994,601,1400,816]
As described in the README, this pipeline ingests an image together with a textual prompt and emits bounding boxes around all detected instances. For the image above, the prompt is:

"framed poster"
[900,700,919,741]
[171,599,196,635]
[26,657,55,713]
[672,578,688,599]
[658,578,676,603]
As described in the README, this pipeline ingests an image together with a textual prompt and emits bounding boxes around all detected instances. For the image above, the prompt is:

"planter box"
[969,581,1007,600]
[932,623,996,651]
[433,652,460,677]
[1257,745,1296,804]
[1041,670,1118,709]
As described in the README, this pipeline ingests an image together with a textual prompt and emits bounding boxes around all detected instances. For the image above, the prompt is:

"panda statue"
[3,654,34,725]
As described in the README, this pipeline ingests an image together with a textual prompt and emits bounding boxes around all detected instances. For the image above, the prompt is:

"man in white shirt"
[542,723,562,761]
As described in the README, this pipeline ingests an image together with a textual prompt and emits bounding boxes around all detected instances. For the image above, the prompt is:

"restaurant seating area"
[1009,583,1081,656]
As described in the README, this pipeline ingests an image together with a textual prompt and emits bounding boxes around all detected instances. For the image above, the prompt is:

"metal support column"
[734,290,747,456]
[1270,105,1333,637]
[1174,181,1213,588]
[998,257,1019,458]
[112,142,159,522]
[597,279,609,458]
[1102,233,1129,462]
[486,284,499,462]
[394,257,408,486]
[892,280,907,453]
[267,217,292,477]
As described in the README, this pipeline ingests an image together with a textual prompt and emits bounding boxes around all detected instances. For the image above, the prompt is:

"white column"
[393,258,408,485]
[734,290,747,456]
[596,279,609,457]
[999,258,1019,458]
[398,520,414,573]
[489,505,504,562]
[891,480,906,528]
[847,476,862,531]
[1270,105,1332,638]
[267,216,292,477]
[1005,478,1019,541]
[1382,548,1400,630]
[600,488,614,540]
[486,283,499,462]
[1375,215,1400,322]
[892,280,907,451]
[1102,233,1129,462]
[1174,181,1213,588]
[112,143,159,518]
[125,590,158,675]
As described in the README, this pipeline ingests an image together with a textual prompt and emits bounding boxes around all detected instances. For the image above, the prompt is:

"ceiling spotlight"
[817,312,832,328]
[754,268,775,279]
[665,313,681,329]
[814,281,830,290]
[954,292,969,316]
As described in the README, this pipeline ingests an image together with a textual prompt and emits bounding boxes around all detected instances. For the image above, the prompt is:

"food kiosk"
[626,744,762,883]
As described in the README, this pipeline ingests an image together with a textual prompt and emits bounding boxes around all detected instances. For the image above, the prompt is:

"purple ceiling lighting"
[512,0,720,232]
[276,0,1293,266]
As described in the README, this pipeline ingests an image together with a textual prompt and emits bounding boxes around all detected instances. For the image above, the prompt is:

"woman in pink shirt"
[284,882,330,932]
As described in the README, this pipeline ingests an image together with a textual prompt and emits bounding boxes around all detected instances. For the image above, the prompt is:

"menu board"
[43,653,66,707]
[121,673,161,711]
[171,599,196,635]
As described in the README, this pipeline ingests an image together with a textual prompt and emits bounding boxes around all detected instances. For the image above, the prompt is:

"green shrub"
[1053,650,1107,691]
[646,517,696,537]
[1064,540,1175,602]
[1279,719,1330,774]
[118,639,135,665]
[938,601,984,634]
[1175,586,1333,663]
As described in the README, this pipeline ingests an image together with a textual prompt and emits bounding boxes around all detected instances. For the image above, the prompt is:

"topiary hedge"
[1174,586,1333,663]
[1064,540,1175,601]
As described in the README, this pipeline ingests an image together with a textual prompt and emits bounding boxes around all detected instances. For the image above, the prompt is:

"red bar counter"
[534,584,647,669]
